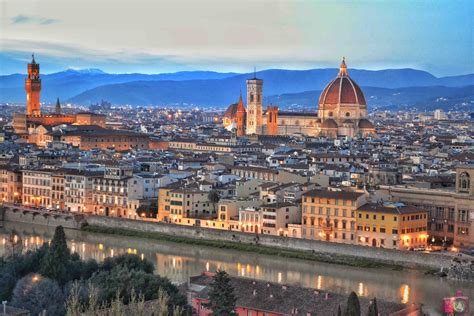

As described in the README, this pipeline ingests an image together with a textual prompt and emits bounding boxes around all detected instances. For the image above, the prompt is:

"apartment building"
[51,170,65,209]
[164,187,212,223]
[91,165,134,217]
[388,166,474,248]
[22,169,53,207]
[301,189,367,243]
[355,202,428,250]
[0,166,22,203]
[64,169,102,213]
[261,202,299,236]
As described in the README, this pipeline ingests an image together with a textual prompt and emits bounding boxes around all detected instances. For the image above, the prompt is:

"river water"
[0,221,472,315]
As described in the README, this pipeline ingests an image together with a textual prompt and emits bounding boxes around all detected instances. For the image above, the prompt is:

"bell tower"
[236,91,246,137]
[25,54,41,116]
[246,72,263,135]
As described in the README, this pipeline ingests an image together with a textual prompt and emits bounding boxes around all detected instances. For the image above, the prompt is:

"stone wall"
[2,207,85,230]
[86,215,453,270]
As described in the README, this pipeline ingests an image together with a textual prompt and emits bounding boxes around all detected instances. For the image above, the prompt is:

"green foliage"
[344,291,361,316]
[337,305,342,316]
[208,270,237,316]
[40,226,71,285]
[367,297,378,316]
[208,190,220,212]
[88,264,186,311]
[0,244,49,300]
[11,274,65,316]
[100,253,154,274]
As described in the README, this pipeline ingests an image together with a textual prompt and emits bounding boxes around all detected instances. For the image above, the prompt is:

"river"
[0,221,472,315]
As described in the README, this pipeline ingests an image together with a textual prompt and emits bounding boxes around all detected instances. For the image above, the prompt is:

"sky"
[0,0,473,76]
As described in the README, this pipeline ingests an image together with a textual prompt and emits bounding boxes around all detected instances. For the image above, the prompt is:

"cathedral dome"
[318,59,366,106]
[223,103,238,119]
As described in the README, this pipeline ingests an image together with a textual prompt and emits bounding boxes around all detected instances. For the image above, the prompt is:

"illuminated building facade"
[222,59,375,138]
[355,203,428,250]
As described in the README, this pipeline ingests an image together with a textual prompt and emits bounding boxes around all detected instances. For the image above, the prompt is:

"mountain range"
[1,68,473,111]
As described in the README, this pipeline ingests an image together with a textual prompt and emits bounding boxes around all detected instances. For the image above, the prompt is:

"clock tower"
[25,54,41,116]
[246,75,263,135]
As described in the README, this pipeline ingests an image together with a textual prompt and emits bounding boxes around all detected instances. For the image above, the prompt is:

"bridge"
[0,203,86,230]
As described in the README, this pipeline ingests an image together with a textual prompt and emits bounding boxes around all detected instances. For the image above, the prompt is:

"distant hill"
[1,67,474,111]
[0,69,238,103]
[265,85,474,112]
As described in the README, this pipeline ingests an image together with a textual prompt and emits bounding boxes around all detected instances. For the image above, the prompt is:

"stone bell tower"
[25,54,41,116]
[246,72,263,135]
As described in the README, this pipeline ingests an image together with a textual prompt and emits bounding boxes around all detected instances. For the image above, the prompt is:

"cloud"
[11,15,59,25]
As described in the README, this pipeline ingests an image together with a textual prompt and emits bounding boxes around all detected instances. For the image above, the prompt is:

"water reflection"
[0,221,472,314]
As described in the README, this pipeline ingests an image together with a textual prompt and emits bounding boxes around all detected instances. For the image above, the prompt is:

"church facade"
[222,59,375,138]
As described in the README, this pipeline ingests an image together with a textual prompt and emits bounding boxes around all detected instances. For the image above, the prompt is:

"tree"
[11,274,65,316]
[89,265,187,311]
[0,244,48,300]
[207,270,237,316]
[208,190,220,213]
[367,297,378,316]
[40,226,71,285]
[337,305,342,316]
[100,254,154,274]
[344,291,361,316]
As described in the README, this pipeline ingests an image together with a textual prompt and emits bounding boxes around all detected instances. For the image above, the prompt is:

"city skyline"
[1,0,473,76]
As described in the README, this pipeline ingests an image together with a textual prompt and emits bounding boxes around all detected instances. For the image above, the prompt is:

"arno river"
[1,221,472,315]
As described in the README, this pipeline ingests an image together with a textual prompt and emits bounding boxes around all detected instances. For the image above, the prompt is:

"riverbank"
[0,205,454,272]
[84,215,454,271]
[82,224,398,270]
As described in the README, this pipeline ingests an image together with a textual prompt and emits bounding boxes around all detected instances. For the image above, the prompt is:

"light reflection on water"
[1,222,472,314]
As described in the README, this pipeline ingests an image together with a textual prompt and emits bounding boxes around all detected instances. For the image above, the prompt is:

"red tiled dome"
[319,59,366,106]
[224,103,238,119]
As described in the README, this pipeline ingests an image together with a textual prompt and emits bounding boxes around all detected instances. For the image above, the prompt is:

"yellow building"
[301,189,367,243]
[355,202,428,250]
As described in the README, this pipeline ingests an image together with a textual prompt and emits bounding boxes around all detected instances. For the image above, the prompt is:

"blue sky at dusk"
[0,0,473,76]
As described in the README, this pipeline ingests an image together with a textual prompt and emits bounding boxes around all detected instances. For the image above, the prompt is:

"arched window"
[459,172,470,192]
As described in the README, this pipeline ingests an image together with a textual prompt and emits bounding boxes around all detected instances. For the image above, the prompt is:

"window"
[392,229,398,234]
[458,210,468,222]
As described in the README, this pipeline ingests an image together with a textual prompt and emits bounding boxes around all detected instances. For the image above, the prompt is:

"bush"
[11,274,65,316]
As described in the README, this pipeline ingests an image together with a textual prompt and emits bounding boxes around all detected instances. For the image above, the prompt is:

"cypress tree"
[344,291,361,316]
[367,297,378,316]
[337,305,342,316]
[40,226,71,285]
[208,270,237,316]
